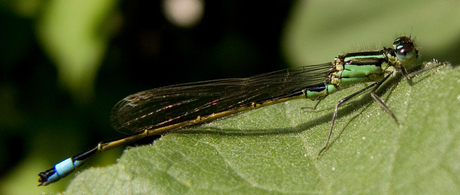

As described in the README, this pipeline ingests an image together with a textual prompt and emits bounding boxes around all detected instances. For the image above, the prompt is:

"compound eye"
[393,36,414,54]
[395,42,414,56]
[393,36,419,65]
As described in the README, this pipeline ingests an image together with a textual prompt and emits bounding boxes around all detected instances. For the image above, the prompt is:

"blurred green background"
[0,0,459,194]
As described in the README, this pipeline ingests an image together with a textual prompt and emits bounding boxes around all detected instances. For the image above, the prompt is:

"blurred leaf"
[282,0,460,66]
[36,0,119,102]
[59,66,460,194]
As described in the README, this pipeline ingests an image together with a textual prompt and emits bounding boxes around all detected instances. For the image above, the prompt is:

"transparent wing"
[111,63,333,134]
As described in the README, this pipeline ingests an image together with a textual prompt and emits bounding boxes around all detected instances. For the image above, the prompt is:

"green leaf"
[62,66,460,194]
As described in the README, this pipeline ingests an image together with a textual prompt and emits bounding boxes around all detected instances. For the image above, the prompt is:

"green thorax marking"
[330,50,395,87]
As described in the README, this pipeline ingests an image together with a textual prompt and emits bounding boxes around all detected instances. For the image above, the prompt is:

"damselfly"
[38,36,448,186]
